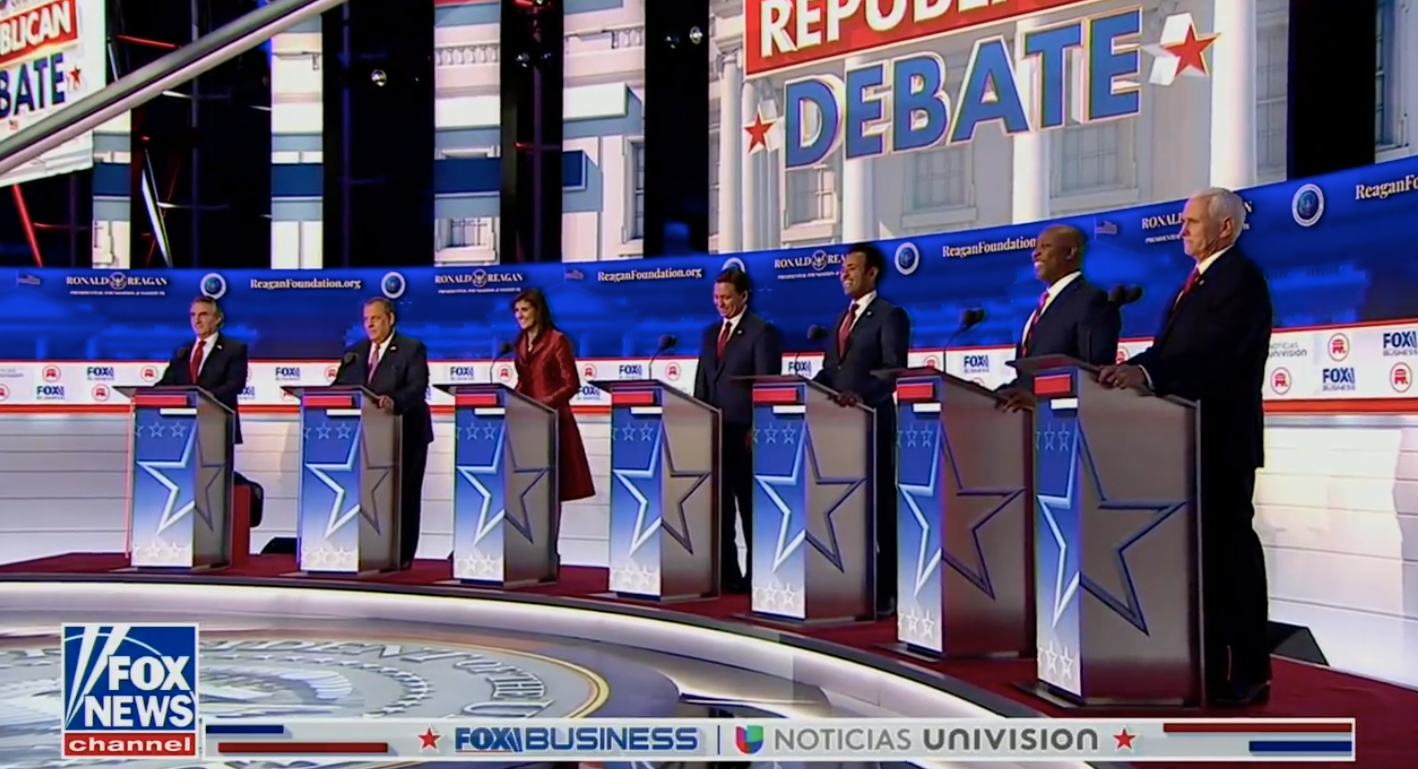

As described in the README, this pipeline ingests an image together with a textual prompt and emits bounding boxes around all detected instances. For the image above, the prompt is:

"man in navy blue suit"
[1101,188,1274,707]
[813,243,911,616]
[693,268,782,593]
[1001,224,1121,410]
[157,296,249,446]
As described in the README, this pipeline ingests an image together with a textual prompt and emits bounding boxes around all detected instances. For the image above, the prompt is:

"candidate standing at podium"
[333,298,433,569]
[1001,224,1120,410]
[693,268,782,594]
[814,244,911,617]
[157,296,248,445]
[511,288,595,565]
[1100,188,1273,707]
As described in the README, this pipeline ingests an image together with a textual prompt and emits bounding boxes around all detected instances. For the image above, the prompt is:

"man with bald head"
[1001,224,1120,409]
[1100,188,1274,707]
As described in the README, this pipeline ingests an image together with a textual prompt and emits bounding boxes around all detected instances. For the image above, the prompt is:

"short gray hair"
[1194,187,1248,236]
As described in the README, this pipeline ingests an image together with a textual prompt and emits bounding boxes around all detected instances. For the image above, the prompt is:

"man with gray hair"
[1100,187,1274,707]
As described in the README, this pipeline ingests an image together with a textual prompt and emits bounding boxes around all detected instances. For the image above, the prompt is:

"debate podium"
[737,375,875,626]
[1010,355,1202,707]
[876,367,1032,659]
[284,385,402,576]
[593,378,719,602]
[119,386,236,570]
[435,383,558,587]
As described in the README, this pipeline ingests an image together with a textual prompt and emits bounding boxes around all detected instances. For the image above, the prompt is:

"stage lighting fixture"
[688,26,704,45]
[370,69,388,85]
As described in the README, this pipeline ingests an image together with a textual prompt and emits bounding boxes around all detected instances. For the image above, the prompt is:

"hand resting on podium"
[1097,363,1151,392]
[995,386,1035,413]
[832,390,862,407]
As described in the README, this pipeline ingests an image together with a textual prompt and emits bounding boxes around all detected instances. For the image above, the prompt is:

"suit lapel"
[370,335,397,384]
[713,316,750,381]
[1159,254,1229,340]
[195,337,221,383]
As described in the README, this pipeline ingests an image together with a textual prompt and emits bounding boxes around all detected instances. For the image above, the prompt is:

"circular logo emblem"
[582,363,596,380]
[91,384,110,402]
[1116,346,1129,364]
[140,366,159,382]
[894,242,920,276]
[1270,367,1292,395]
[381,272,407,299]
[1291,183,1325,227]
[497,364,513,381]
[325,365,338,382]
[664,362,680,381]
[1391,362,1412,393]
[1328,333,1350,361]
[721,256,747,274]
[199,272,228,300]
[923,355,940,369]
[41,365,60,383]
[0,632,606,769]
[0,383,8,401]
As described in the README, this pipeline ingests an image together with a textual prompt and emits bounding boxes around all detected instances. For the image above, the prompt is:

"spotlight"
[688,26,704,45]
[515,52,532,67]
[369,69,387,86]
[663,33,679,49]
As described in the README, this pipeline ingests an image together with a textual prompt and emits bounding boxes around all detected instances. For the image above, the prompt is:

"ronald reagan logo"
[61,623,199,759]
[774,249,843,279]
[1270,368,1292,395]
[1392,363,1412,393]
[434,268,526,294]
[1327,333,1350,362]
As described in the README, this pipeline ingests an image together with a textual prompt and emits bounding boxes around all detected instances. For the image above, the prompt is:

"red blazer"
[514,329,595,503]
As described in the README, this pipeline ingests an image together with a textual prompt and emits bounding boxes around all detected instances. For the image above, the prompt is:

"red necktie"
[1021,291,1049,355]
[1173,269,1201,309]
[837,303,858,355]
[716,322,731,357]
[367,344,381,384]
[187,340,203,382]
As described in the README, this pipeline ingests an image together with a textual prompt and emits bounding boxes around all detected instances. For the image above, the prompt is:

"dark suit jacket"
[693,313,783,426]
[333,332,434,445]
[1015,276,1121,366]
[157,334,248,444]
[813,295,911,409]
[1129,249,1272,469]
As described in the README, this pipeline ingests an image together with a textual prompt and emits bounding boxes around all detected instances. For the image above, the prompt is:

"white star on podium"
[139,428,198,536]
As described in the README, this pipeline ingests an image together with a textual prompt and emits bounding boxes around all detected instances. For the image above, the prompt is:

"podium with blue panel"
[737,375,875,626]
[119,386,235,570]
[592,378,719,602]
[879,367,1032,659]
[434,383,557,588]
[283,385,401,576]
[1010,355,1202,708]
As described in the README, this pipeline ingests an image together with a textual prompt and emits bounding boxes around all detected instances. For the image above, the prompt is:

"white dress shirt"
[844,291,877,331]
[369,336,393,369]
[1020,271,1082,345]
[719,311,745,338]
[192,335,216,372]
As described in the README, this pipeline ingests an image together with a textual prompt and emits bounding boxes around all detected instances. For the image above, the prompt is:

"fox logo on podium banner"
[61,623,200,759]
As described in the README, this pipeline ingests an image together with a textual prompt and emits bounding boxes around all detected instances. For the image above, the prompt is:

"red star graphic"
[68,67,81,87]
[418,728,441,749]
[744,112,773,152]
[1164,26,1218,77]
[1113,728,1136,750]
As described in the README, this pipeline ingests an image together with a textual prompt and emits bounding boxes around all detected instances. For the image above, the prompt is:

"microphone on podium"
[648,334,676,376]
[342,351,357,365]
[1087,285,1143,366]
[793,325,828,375]
[942,308,986,368]
[489,341,515,384]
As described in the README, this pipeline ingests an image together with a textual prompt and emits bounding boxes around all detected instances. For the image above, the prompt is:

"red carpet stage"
[2,552,1412,768]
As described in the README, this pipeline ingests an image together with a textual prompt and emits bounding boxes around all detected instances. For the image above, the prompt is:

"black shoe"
[1209,681,1270,708]
[874,598,897,619]
[722,578,749,595]
[399,560,413,571]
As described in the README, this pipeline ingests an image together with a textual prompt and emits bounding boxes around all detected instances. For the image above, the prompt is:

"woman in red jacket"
[511,289,596,560]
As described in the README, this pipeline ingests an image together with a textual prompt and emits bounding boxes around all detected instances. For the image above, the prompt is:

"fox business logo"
[1322,367,1356,392]
[453,725,700,754]
[61,623,199,759]
[449,365,480,381]
[962,354,990,374]
[1382,330,1417,357]
[618,364,643,377]
[788,359,815,374]
[86,366,115,381]
[274,366,302,382]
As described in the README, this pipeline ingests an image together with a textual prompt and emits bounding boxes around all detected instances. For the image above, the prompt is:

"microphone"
[648,334,676,377]
[342,351,357,365]
[490,341,515,384]
[793,325,828,376]
[1086,285,1144,366]
[942,308,986,367]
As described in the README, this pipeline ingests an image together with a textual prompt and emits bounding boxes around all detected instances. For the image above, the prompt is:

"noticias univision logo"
[61,623,200,759]
[736,724,764,754]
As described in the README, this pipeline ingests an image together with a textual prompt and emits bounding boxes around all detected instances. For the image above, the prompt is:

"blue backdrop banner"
[1,157,1415,363]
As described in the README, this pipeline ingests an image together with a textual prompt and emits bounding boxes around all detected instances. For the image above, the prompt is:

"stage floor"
[1,552,1415,769]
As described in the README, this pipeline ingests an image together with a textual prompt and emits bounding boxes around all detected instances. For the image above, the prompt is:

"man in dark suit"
[1001,224,1121,410]
[157,296,248,445]
[693,268,783,594]
[1100,187,1273,707]
[333,297,433,569]
[813,243,911,616]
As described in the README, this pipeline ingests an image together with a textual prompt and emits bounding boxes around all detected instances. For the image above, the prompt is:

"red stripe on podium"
[133,395,187,407]
[752,387,799,404]
[611,390,656,406]
[455,393,499,407]
[1034,374,1073,397]
[896,381,935,402]
[306,396,355,409]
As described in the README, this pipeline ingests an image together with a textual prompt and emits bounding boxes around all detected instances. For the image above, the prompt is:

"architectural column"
[717,49,743,253]
[1209,0,1257,189]
[1011,15,1051,224]
[840,55,876,242]
[740,78,761,250]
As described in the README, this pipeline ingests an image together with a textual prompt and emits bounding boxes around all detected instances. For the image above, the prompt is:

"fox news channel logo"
[454,724,700,756]
[61,624,200,759]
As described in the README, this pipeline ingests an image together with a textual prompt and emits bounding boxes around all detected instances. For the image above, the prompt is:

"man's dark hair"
[191,296,224,324]
[364,296,396,318]
[846,242,887,279]
[715,268,752,294]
